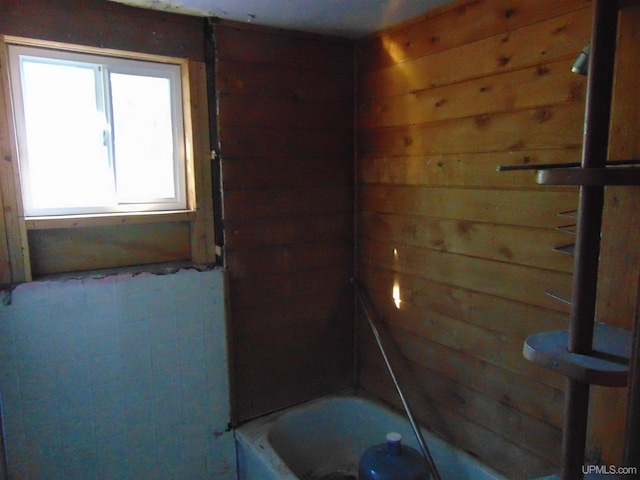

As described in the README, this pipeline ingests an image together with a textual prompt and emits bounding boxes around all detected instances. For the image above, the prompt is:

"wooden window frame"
[0,35,216,284]
[8,43,189,217]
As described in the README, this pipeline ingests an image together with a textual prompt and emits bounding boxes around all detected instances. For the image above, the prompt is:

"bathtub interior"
[265,396,506,480]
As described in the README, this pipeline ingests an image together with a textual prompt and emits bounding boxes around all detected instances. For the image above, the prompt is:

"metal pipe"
[572,43,591,76]
[496,158,640,172]
[561,1,618,479]
[351,278,442,480]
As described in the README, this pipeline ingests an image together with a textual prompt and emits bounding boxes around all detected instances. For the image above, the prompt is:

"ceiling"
[110,0,457,38]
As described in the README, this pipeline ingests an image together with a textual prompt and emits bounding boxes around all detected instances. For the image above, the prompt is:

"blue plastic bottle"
[358,432,431,480]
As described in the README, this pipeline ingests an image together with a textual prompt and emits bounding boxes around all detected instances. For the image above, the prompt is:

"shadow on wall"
[0,268,235,480]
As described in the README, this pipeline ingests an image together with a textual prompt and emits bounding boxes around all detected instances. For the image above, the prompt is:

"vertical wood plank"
[187,60,216,264]
[0,171,10,285]
[0,36,30,283]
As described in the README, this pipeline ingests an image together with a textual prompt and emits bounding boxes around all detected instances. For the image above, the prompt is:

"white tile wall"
[0,268,236,480]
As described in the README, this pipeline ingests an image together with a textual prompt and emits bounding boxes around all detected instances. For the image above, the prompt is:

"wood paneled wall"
[357,0,593,477]
[215,23,355,422]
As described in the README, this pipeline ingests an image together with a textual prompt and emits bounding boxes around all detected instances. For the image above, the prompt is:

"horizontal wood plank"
[226,239,353,279]
[0,0,205,60]
[365,288,565,390]
[223,156,353,190]
[231,287,353,337]
[215,24,353,71]
[225,213,352,250]
[228,265,352,313]
[218,93,353,129]
[28,222,191,276]
[357,319,565,429]
[360,264,568,338]
[219,126,352,159]
[360,238,573,312]
[359,59,585,128]
[217,59,353,99]
[236,362,351,421]
[224,186,352,219]
[25,211,196,230]
[234,318,352,417]
[234,320,352,369]
[359,7,590,98]
[358,0,591,72]
[359,103,585,157]
[358,149,582,188]
[360,211,574,273]
[360,185,578,229]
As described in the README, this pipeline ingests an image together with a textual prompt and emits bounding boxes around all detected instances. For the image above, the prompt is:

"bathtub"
[235,394,510,480]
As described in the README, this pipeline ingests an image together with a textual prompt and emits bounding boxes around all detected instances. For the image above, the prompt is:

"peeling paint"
[109,0,217,17]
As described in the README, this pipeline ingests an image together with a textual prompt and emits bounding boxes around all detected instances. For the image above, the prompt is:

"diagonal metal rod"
[351,278,442,480]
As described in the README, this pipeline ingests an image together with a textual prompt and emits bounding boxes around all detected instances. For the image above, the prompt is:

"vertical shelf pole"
[561,1,619,479]
[624,308,640,470]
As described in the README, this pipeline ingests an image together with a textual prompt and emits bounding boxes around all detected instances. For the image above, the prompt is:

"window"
[0,36,220,285]
[7,44,187,217]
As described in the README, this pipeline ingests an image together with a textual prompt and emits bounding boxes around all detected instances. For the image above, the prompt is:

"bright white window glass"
[110,72,177,203]
[20,60,113,211]
[8,45,186,217]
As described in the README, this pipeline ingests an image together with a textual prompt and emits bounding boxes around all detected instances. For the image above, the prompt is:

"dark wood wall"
[0,0,204,60]
[214,23,355,421]
[356,0,590,478]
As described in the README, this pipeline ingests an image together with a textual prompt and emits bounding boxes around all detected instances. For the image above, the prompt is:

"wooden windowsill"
[25,210,197,230]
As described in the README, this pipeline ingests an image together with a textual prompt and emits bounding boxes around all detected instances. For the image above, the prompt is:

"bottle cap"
[386,432,403,456]
[386,432,402,443]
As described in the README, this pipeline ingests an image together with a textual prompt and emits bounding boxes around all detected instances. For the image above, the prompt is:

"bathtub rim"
[234,391,511,480]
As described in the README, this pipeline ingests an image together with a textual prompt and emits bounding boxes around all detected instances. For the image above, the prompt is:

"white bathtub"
[235,394,510,480]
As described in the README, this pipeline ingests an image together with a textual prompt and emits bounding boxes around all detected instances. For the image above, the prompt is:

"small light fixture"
[572,43,590,76]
